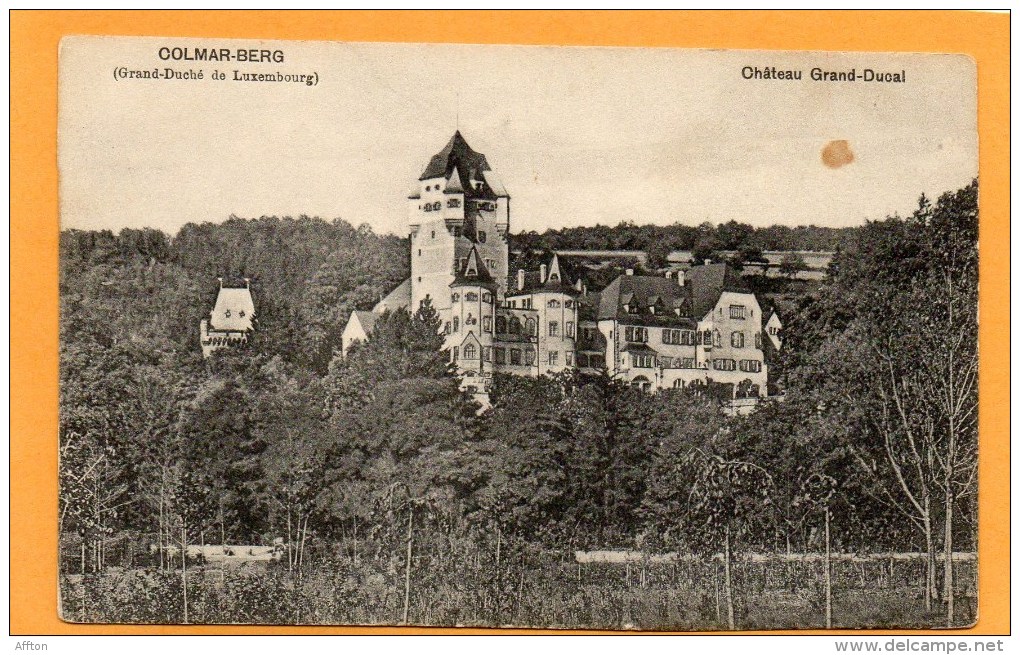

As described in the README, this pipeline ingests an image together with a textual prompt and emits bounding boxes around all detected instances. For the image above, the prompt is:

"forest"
[59,182,977,629]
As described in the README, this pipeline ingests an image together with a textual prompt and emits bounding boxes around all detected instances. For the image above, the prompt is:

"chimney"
[676,270,685,286]
[217,276,223,288]
[540,264,547,284]
[625,268,634,276]
[517,268,526,291]
[244,277,251,288]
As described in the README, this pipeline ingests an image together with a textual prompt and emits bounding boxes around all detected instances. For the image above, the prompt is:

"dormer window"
[452,293,460,303]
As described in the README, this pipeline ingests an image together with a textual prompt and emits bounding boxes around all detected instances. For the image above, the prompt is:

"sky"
[59,37,977,237]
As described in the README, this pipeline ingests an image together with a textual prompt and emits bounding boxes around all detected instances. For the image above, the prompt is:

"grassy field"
[59,551,976,630]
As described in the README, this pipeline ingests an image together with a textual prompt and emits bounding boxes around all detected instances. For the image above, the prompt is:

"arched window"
[463,343,477,359]
[496,316,507,334]
[526,318,537,336]
[483,316,492,332]
[630,375,651,392]
[509,317,522,335]
[547,299,560,309]
[731,331,745,348]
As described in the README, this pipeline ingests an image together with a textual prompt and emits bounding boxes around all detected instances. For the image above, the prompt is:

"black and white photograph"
[57,37,978,630]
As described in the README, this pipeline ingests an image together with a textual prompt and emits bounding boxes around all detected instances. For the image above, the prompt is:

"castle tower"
[408,131,510,320]
[447,245,499,393]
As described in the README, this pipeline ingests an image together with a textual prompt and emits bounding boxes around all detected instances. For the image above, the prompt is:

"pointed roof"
[419,131,500,200]
[444,167,464,194]
[451,245,497,289]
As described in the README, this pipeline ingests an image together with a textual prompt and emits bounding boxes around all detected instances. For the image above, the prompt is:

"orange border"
[11,10,1009,635]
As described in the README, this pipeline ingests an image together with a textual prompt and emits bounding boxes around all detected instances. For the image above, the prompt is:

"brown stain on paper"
[821,139,855,169]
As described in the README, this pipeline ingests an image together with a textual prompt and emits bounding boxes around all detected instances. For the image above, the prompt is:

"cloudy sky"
[60,38,976,237]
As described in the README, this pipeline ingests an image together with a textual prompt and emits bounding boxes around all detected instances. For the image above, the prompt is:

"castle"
[338,132,778,402]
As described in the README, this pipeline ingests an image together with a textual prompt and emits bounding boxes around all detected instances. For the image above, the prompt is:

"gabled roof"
[210,285,255,331]
[509,253,578,296]
[597,274,690,324]
[686,263,750,318]
[419,132,500,200]
[451,245,497,289]
[373,278,411,314]
[351,310,377,336]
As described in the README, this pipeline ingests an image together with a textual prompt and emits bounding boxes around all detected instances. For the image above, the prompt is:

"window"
[713,358,737,371]
[464,343,477,359]
[495,347,506,364]
[659,356,672,368]
[496,316,507,333]
[418,249,422,257]
[483,316,492,332]
[678,357,696,368]
[730,305,746,320]
[466,313,476,326]
[447,198,461,208]
[662,328,696,345]
[453,317,459,333]
[713,330,721,348]
[739,360,762,373]
[769,326,779,335]
[549,321,559,337]
[582,327,595,341]
[548,351,559,366]
[510,349,522,365]
[452,293,460,303]
[465,292,479,302]
[625,326,648,343]
[632,354,654,368]
[509,317,521,335]
[548,299,561,309]
[478,231,487,243]
[526,318,537,336]
[224,310,231,318]
[482,292,492,304]
[431,230,435,239]
[755,332,762,349]
[239,311,245,318]
[522,298,533,309]
[565,300,574,308]
[565,351,574,366]
[443,321,451,334]
[577,353,588,367]
[452,346,458,363]
[525,349,536,365]
[483,346,492,362]
[731,332,745,348]
[566,321,575,338]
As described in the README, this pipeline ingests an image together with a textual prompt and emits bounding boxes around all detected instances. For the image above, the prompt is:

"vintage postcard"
[57,36,978,630]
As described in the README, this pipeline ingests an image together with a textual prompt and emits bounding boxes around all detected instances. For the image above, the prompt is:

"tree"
[687,451,775,629]
[779,253,808,279]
